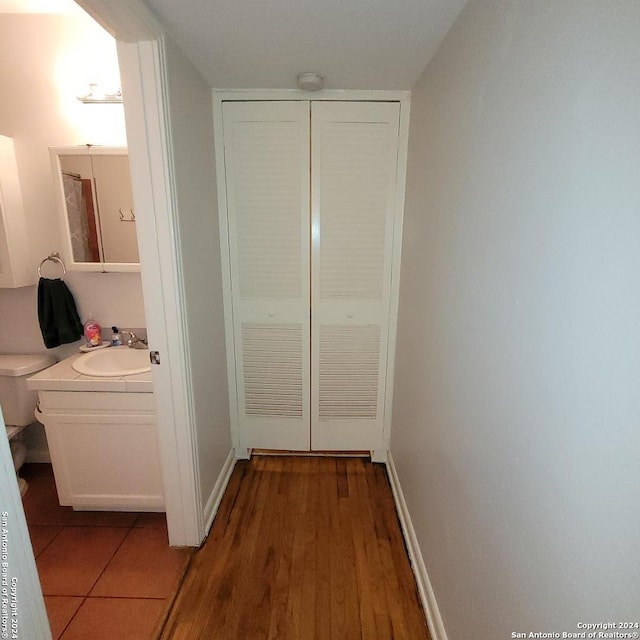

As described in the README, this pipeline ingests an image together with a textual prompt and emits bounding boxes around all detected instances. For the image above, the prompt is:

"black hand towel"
[37,278,84,349]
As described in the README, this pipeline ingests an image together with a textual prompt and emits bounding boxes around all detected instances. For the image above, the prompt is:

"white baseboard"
[386,453,448,640]
[203,448,236,535]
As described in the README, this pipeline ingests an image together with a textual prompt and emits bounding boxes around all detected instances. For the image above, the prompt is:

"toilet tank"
[0,355,56,427]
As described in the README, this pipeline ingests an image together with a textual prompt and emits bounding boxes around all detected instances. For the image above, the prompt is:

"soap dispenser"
[83,317,102,348]
[111,326,122,347]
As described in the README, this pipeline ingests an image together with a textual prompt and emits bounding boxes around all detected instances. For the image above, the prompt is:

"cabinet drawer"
[39,390,155,413]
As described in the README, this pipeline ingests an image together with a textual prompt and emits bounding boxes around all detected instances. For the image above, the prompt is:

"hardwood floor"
[160,456,430,640]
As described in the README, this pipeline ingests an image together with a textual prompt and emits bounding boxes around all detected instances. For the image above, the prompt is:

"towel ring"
[38,252,66,279]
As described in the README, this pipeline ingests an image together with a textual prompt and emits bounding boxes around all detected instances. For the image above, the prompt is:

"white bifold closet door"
[222,101,311,450]
[310,102,400,451]
[222,100,400,452]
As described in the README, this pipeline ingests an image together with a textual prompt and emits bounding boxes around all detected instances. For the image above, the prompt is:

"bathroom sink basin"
[72,346,150,377]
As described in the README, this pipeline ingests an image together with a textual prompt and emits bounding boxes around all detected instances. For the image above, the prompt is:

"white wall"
[160,35,231,510]
[0,13,144,360]
[393,1,640,638]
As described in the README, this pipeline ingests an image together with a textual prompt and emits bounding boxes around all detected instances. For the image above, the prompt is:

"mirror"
[50,146,140,272]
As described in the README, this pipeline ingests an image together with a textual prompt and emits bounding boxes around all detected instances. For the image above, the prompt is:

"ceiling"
[0,0,467,91]
[143,0,467,90]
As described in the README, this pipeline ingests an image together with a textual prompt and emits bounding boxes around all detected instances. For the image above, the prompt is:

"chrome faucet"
[121,330,148,349]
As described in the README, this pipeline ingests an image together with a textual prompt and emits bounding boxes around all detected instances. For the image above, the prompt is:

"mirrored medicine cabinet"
[50,146,140,272]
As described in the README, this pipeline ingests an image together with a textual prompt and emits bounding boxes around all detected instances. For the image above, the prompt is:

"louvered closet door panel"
[222,101,311,451]
[311,102,400,451]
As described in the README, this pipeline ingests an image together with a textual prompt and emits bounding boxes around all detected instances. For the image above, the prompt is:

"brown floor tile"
[28,525,62,557]
[91,527,190,599]
[134,512,167,529]
[21,464,73,527]
[60,597,166,640]
[67,511,139,528]
[43,596,84,640]
[37,527,128,596]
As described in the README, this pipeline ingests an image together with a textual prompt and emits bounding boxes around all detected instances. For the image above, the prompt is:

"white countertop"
[27,352,153,393]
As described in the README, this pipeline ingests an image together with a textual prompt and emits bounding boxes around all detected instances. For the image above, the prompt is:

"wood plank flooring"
[160,456,430,640]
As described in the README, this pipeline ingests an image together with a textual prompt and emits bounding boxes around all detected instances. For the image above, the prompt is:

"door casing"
[79,0,205,546]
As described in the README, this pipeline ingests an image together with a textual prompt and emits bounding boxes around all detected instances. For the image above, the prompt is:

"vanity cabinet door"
[39,391,164,511]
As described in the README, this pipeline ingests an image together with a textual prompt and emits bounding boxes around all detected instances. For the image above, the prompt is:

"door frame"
[78,1,203,546]
[0,410,52,638]
[212,90,411,460]
[0,5,201,636]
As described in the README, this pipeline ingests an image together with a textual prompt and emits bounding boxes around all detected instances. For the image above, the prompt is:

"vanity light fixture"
[77,83,123,104]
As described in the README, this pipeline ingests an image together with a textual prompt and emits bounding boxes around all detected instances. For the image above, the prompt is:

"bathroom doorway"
[0,3,189,635]
[1,2,233,632]
[0,0,205,545]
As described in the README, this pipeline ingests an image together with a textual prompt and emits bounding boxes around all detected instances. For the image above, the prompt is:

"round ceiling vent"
[297,72,324,92]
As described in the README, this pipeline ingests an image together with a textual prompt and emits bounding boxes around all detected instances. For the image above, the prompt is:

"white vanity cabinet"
[28,357,164,511]
[0,135,35,288]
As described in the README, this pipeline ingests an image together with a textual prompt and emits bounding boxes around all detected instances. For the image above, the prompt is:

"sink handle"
[122,330,148,349]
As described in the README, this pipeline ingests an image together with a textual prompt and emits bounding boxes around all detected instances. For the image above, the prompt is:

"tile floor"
[21,464,192,640]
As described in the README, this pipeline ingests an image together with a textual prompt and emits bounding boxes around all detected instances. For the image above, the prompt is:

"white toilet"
[0,354,56,495]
